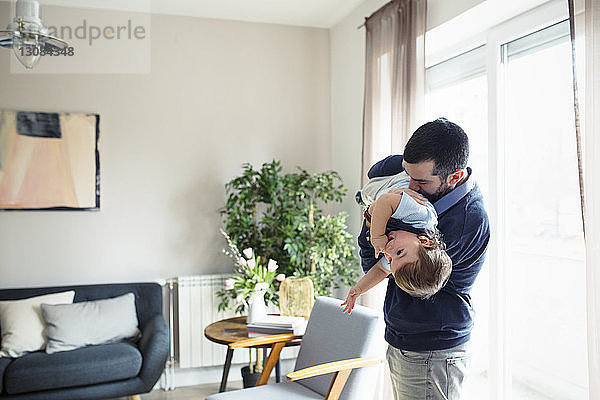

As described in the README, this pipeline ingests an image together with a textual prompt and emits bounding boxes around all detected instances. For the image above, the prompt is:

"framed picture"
[0,110,100,210]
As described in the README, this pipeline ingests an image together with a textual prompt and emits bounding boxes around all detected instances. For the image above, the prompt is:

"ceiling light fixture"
[0,0,68,69]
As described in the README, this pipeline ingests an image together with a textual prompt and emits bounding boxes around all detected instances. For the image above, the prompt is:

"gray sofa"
[0,282,169,400]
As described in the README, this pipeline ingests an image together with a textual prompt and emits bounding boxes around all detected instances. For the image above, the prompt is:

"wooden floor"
[111,381,244,400]
[110,375,558,400]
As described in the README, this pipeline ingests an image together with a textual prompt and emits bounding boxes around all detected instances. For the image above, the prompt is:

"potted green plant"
[220,160,359,299]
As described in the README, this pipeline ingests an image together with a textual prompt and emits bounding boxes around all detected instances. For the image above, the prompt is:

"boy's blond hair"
[392,234,452,299]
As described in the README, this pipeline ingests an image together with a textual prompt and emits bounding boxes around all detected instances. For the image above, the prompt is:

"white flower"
[267,259,278,272]
[254,282,269,291]
[224,279,235,290]
[276,274,286,282]
[243,248,253,259]
[247,259,256,269]
[238,258,247,266]
[235,294,243,303]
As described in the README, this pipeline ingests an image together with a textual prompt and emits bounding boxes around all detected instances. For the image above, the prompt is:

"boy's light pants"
[386,342,471,400]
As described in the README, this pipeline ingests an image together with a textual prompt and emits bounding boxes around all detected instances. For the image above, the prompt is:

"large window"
[426,8,587,400]
[502,20,587,399]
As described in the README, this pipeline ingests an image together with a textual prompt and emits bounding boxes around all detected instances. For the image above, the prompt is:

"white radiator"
[175,274,243,368]
[172,274,299,370]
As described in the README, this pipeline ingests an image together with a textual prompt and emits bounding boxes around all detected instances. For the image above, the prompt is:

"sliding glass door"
[502,20,587,400]
[425,3,588,399]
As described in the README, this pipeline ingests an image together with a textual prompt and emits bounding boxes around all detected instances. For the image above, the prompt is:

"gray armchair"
[206,296,384,400]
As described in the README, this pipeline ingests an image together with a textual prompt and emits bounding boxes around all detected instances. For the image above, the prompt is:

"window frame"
[425,1,573,399]
[486,3,569,398]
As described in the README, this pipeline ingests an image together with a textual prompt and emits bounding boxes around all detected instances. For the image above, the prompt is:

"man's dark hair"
[403,118,469,178]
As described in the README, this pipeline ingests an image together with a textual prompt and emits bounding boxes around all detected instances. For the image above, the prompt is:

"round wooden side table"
[204,316,301,392]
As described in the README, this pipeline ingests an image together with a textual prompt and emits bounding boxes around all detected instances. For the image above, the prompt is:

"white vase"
[247,289,267,324]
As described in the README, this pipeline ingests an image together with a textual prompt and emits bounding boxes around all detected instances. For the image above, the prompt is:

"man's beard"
[421,182,452,204]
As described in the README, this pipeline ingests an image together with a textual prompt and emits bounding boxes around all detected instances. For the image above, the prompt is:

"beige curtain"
[360,0,426,315]
[360,1,426,399]
[569,0,600,398]
[361,0,426,183]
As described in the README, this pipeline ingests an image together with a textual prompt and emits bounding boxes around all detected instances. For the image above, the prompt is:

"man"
[360,118,490,400]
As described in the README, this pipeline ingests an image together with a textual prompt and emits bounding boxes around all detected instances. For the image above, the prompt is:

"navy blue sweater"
[360,155,490,351]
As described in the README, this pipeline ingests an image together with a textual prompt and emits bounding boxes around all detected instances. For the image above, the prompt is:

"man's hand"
[370,234,388,258]
[341,286,363,314]
[387,188,428,205]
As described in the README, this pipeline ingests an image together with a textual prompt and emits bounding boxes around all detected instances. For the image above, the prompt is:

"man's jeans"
[386,342,471,400]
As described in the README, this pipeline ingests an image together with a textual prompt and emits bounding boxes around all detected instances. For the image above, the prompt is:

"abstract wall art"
[0,110,100,210]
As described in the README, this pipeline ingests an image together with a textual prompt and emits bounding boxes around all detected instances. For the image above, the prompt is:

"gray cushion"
[4,341,142,394]
[0,283,162,328]
[0,291,75,358]
[41,292,140,354]
[293,297,384,400]
[206,381,323,400]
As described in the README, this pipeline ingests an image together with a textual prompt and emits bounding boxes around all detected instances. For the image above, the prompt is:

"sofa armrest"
[138,314,169,390]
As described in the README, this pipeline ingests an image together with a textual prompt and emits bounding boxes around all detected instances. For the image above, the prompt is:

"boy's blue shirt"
[360,155,490,351]
[359,171,438,271]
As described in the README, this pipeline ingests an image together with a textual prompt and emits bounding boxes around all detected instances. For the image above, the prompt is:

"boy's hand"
[341,286,362,314]
[370,234,389,258]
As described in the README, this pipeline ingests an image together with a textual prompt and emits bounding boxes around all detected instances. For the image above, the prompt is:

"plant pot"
[241,366,261,388]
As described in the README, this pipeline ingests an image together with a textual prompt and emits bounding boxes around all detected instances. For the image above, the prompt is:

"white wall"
[0,0,489,287]
[427,0,486,29]
[0,4,331,288]
[329,0,389,237]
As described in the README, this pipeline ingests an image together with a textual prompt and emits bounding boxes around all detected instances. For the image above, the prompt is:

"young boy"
[341,171,452,314]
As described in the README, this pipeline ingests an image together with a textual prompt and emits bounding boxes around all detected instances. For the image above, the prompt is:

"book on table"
[246,315,308,337]
[249,315,307,328]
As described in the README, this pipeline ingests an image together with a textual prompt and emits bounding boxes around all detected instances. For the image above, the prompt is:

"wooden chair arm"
[229,334,303,349]
[230,334,302,387]
[287,357,382,400]
[286,357,382,381]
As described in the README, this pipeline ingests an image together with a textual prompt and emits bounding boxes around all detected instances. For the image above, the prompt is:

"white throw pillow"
[0,291,75,358]
[41,292,140,354]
